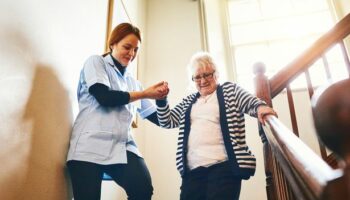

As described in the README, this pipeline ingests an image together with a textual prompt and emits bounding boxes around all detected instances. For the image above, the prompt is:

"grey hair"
[186,51,219,81]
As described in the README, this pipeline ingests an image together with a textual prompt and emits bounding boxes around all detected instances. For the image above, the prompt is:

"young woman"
[66,23,168,200]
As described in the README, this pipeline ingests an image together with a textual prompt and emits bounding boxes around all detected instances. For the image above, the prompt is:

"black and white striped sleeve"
[232,83,266,117]
[156,99,184,129]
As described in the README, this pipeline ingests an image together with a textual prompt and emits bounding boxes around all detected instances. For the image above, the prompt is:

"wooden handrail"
[254,13,350,200]
[263,115,342,199]
[269,13,350,98]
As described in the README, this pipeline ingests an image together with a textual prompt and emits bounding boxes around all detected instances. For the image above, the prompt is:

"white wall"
[135,0,203,199]
[331,0,350,19]
[0,0,108,199]
[204,0,235,82]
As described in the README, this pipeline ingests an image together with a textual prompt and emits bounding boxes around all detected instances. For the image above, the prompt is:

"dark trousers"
[67,151,153,200]
[180,161,242,200]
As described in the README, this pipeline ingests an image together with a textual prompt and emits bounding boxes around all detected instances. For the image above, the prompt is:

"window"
[226,0,347,92]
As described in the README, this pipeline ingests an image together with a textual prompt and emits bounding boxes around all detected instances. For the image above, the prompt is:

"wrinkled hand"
[257,105,278,125]
[144,81,169,99]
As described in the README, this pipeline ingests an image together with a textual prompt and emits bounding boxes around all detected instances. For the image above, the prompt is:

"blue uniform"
[67,54,156,164]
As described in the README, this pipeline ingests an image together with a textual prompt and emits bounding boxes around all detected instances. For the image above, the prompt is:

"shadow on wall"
[0,29,73,199]
[21,66,73,200]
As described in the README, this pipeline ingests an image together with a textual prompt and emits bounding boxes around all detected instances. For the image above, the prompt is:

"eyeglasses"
[192,71,215,82]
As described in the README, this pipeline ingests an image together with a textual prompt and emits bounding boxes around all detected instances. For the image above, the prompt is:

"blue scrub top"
[67,54,156,164]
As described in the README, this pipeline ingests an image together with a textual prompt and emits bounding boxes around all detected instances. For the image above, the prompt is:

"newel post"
[253,62,276,200]
[253,62,272,106]
[253,63,294,200]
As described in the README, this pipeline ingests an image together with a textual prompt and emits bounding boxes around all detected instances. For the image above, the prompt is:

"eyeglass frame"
[191,71,216,82]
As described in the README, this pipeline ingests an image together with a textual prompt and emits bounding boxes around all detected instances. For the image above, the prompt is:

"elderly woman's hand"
[257,105,278,125]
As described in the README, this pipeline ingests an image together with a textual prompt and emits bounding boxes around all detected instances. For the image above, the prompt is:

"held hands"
[257,105,278,125]
[143,81,169,100]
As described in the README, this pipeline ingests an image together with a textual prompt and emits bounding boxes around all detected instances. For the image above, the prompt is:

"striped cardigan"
[156,82,266,179]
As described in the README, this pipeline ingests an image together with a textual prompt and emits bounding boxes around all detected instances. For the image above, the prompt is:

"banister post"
[253,62,276,200]
[253,62,294,200]
[253,62,272,106]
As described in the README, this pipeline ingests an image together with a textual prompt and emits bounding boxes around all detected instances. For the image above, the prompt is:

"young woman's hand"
[144,81,169,99]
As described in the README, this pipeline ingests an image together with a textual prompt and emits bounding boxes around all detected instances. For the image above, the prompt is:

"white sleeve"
[138,99,157,119]
[83,55,110,88]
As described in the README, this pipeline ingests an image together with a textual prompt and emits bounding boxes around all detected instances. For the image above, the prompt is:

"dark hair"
[107,23,141,53]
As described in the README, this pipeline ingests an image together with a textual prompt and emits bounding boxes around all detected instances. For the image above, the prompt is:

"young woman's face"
[111,33,140,67]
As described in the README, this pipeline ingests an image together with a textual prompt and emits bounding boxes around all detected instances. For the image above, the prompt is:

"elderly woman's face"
[192,65,218,96]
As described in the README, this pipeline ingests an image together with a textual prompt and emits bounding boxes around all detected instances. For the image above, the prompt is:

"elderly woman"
[156,52,277,200]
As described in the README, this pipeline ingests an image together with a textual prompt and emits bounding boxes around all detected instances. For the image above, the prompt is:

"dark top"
[88,54,160,125]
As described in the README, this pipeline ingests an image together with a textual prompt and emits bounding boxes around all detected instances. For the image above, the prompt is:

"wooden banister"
[254,13,350,200]
[263,115,342,199]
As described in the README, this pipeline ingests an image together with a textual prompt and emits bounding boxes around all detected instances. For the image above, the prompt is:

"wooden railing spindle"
[305,69,328,160]
[339,41,350,77]
[304,69,314,98]
[286,85,299,136]
[322,55,332,81]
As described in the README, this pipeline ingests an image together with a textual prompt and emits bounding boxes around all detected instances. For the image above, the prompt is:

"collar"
[105,54,130,77]
[195,84,220,99]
